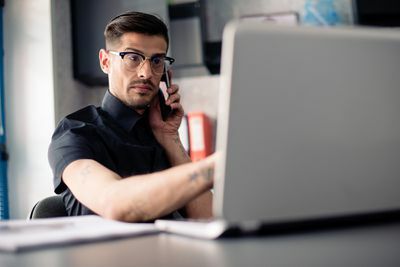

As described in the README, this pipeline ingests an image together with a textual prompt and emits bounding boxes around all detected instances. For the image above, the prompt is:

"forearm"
[185,190,213,219]
[161,135,214,218]
[103,159,213,221]
[161,134,191,166]
[63,158,213,222]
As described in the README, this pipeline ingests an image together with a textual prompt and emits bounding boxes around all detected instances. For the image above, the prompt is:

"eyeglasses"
[109,51,175,75]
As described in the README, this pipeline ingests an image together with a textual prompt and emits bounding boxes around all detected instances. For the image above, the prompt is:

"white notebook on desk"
[0,216,158,252]
[155,21,400,239]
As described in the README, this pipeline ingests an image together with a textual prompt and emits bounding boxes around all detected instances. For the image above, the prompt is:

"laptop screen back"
[214,21,400,225]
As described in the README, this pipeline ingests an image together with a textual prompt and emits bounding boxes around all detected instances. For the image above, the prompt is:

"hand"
[149,83,184,146]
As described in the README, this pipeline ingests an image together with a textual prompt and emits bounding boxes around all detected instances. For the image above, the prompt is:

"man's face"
[99,32,168,113]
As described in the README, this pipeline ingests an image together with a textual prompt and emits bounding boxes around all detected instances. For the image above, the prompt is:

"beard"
[127,98,151,110]
[124,79,158,111]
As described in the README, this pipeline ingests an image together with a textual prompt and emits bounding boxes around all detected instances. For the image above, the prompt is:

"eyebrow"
[124,48,166,57]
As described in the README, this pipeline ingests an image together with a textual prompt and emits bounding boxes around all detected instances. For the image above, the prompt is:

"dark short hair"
[104,11,169,49]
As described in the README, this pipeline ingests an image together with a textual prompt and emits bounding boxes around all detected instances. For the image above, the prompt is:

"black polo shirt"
[48,90,172,217]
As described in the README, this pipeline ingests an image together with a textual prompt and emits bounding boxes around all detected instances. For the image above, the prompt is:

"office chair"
[29,195,68,219]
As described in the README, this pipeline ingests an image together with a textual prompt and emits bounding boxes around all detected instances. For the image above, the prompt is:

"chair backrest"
[29,195,68,219]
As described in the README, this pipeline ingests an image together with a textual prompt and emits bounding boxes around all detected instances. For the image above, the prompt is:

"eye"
[151,56,163,66]
[126,53,142,63]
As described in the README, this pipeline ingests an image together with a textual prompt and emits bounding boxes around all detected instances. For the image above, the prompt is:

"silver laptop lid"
[214,21,400,224]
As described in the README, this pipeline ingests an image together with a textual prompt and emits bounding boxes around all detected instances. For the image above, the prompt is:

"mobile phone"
[160,67,172,120]
[161,67,170,88]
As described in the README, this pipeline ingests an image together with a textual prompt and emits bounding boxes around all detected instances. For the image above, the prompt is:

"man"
[48,11,214,222]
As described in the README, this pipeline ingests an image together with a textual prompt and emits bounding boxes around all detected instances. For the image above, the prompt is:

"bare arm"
[149,84,213,219]
[62,155,214,222]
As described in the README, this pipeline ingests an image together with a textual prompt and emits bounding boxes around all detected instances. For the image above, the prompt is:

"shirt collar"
[101,90,142,132]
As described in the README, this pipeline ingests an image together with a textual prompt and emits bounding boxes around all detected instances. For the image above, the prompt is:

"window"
[0,5,9,220]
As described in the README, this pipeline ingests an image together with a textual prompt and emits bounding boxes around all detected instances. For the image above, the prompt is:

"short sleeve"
[48,122,96,194]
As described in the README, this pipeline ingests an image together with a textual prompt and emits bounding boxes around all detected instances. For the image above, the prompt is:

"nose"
[137,59,153,80]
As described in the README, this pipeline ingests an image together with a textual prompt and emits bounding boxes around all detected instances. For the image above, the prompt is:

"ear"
[99,49,110,74]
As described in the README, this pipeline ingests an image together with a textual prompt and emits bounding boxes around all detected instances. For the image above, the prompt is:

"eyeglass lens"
[124,53,169,74]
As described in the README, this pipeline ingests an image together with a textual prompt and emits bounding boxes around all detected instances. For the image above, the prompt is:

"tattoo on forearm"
[188,166,214,183]
[189,171,200,181]
[174,136,188,157]
[200,167,214,182]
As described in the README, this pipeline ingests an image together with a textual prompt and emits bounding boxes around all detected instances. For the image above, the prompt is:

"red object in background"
[187,112,213,161]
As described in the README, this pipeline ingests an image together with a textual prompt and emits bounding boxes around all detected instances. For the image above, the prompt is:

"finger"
[170,102,184,116]
[166,93,180,105]
[167,84,179,95]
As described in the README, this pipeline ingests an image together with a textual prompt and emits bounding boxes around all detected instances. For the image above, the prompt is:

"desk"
[1,221,400,267]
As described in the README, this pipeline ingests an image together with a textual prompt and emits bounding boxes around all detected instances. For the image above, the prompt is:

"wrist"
[161,134,191,166]
[189,158,214,189]
[156,132,180,147]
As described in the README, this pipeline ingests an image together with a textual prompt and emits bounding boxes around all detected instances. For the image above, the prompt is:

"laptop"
[155,21,400,239]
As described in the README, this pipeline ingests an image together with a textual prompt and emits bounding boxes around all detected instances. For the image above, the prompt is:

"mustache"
[129,79,156,89]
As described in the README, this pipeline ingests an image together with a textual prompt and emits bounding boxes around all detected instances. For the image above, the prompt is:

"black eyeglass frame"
[109,50,175,74]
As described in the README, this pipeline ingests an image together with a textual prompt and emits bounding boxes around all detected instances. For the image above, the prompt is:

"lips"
[131,84,152,94]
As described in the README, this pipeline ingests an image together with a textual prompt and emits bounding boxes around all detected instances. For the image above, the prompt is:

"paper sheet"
[0,215,159,252]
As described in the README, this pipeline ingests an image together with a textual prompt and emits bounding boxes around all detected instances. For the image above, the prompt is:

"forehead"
[116,32,167,54]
